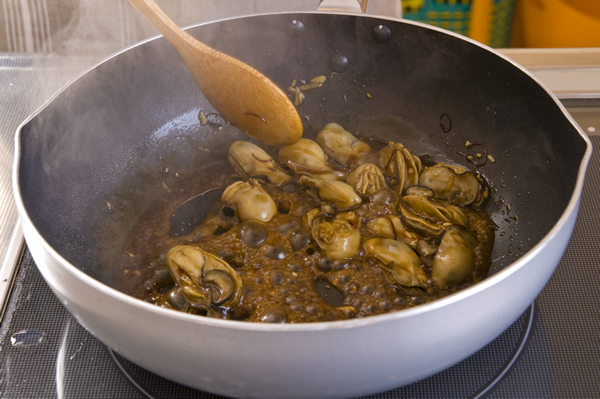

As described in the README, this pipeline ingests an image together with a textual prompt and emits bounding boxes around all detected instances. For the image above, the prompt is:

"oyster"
[379,142,422,194]
[298,175,362,211]
[125,119,497,323]
[432,225,477,288]
[404,185,434,198]
[305,210,361,260]
[279,138,345,181]
[165,245,243,308]
[398,195,469,236]
[302,208,321,231]
[346,164,388,196]
[221,179,277,222]
[315,123,372,165]
[228,141,292,185]
[419,163,488,206]
[364,238,428,289]
[366,216,398,239]
[416,239,438,258]
[366,215,418,245]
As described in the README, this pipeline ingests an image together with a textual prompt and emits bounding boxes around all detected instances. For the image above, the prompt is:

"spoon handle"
[129,0,207,55]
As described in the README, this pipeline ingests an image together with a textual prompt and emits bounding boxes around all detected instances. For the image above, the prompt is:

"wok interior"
[19,14,587,292]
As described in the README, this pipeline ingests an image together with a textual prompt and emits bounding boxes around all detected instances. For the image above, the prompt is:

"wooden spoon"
[129,0,303,147]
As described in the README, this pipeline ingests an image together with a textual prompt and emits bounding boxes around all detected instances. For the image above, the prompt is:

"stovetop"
[0,129,598,399]
[0,55,599,398]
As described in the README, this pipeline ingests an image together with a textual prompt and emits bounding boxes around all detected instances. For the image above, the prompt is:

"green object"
[402,0,517,48]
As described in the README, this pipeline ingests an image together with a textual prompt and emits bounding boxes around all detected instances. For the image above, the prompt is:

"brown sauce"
[113,136,495,324]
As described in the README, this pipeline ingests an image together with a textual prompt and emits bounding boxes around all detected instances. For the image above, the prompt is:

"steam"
[12,0,404,280]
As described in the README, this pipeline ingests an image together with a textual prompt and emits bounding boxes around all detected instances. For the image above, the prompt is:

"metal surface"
[0,130,598,397]
[1,249,533,398]
[498,48,600,98]
[0,54,102,320]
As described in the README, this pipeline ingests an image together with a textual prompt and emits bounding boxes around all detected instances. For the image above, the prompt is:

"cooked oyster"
[419,163,487,206]
[279,138,345,181]
[364,238,428,289]
[366,216,397,239]
[398,194,469,236]
[305,210,361,260]
[416,239,438,258]
[298,175,362,211]
[366,215,418,245]
[405,185,434,198]
[166,245,243,308]
[347,164,388,196]
[124,120,496,323]
[432,225,477,288]
[379,142,422,194]
[315,123,372,165]
[228,141,292,185]
[221,179,277,222]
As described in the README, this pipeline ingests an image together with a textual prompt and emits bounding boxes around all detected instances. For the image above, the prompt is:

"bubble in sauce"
[216,248,235,261]
[379,300,393,311]
[338,274,351,285]
[289,229,311,251]
[306,303,323,315]
[262,308,287,323]
[316,257,333,272]
[236,220,268,248]
[277,217,301,234]
[287,263,303,273]
[360,283,375,295]
[412,296,424,305]
[353,297,365,309]
[263,243,286,260]
[168,288,188,311]
[271,270,285,286]
[333,259,349,271]
[153,267,170,285]
[143,279,156,293]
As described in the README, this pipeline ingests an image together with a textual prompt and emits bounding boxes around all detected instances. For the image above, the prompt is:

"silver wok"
[13,12,591,398]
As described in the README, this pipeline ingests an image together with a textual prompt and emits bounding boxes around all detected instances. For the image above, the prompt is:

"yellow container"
[402,0,517,48]
[512,0,600,47]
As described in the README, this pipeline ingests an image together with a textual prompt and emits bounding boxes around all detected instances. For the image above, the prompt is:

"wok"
[13,12,591,398]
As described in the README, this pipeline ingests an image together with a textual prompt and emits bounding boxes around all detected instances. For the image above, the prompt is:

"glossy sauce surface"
[114,135,495,323]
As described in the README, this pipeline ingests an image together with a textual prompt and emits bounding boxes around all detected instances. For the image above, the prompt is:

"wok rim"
[11,11,593,333]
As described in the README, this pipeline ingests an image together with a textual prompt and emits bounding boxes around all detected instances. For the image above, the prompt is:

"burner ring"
[108,304,536,399]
